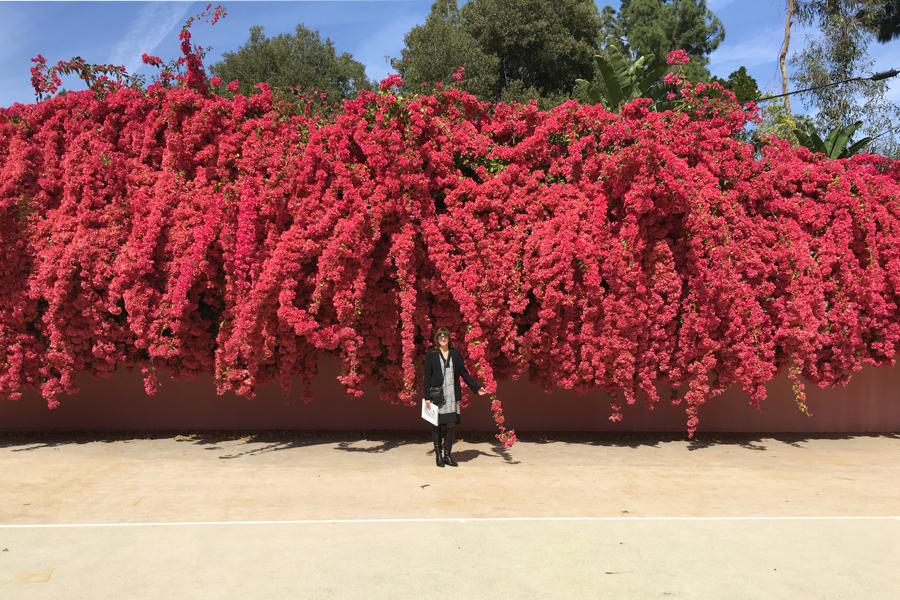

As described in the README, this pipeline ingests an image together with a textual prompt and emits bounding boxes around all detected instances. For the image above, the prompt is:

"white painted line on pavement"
[1,516,899,529]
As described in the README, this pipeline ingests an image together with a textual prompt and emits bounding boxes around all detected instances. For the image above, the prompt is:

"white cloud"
[708,26,787,72]
[108,2,193,73]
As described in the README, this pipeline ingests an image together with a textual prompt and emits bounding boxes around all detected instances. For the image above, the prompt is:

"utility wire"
[758,68,899,102]
[869,120,900,143]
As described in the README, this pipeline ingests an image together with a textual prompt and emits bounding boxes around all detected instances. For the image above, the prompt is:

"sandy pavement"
[1,432,898,599]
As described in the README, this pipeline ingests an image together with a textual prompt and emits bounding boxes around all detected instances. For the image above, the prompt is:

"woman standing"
[423,327,487,467]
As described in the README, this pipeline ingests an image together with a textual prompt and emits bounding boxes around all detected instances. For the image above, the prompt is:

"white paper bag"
[421,399,439,426]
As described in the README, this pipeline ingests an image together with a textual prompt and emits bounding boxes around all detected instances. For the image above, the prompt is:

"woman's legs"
[431,424,444,467]
[443,422,458,467]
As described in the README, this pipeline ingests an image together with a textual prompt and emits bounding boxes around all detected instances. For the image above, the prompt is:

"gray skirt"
[437,353,460,425]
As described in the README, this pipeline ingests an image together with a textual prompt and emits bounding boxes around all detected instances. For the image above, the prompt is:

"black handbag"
[429,353,451,408]
[429,386,445,408]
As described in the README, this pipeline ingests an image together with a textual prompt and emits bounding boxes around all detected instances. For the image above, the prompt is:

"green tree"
[755,98,805,146]
[857,0,900,41]
[390,0,499,100]
[459,0,604,100]
[209,24,373,101]
[601,0,726,82]
[598,5,623,52]
[711,66,761,105]
[789,0,899,154]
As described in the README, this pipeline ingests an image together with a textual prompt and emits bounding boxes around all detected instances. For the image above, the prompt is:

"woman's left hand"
[478,388,487,396]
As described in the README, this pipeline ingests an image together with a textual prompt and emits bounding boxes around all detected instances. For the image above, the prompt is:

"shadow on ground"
[2,430,897,460]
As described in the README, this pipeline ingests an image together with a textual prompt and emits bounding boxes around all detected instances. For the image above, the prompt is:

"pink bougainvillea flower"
[3,31,899,448]
[141,54,163,67]
[379,74,403,92]
[666,49,690,65]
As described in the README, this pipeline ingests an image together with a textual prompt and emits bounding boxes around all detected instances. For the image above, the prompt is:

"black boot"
[443,426,458,467]
[432,425,444,467]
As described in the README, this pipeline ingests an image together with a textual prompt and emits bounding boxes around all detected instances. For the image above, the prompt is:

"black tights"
[432,422,456,453]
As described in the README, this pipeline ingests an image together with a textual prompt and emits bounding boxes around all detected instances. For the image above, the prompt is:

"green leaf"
[594,54,624,110]
[810,129,827,155]
[574,79,603,105]
[627,55,648,77]
[829,121,863,159]
[793,126,814,150]
[798,121,872,159]
[845,136,873,157]
[634,63,668,100]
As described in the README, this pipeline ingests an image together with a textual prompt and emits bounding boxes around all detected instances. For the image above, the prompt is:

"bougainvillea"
[2,31,900,444]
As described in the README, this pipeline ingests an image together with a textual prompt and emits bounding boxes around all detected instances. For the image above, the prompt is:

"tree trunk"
[780,0,795,116]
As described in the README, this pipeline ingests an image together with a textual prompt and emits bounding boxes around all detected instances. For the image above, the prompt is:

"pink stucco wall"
[2,356,899,432]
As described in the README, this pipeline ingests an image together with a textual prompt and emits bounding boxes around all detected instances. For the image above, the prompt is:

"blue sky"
[0,0,897,113]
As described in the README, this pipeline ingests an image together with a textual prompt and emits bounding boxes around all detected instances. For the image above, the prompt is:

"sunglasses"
[437,334,449,339]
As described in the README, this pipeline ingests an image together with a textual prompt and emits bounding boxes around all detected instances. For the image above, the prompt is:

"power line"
[870,121,900,143]
[758,69,899,102]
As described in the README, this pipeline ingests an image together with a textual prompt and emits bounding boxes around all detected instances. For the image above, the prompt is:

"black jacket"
[423,347,482,401]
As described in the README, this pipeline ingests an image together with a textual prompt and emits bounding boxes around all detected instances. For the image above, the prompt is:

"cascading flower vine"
[2,39,900,444]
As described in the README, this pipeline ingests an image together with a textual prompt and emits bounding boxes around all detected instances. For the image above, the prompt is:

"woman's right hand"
[426,401,432,410]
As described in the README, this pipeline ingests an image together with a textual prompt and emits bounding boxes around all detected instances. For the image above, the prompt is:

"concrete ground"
[0,431,898,599]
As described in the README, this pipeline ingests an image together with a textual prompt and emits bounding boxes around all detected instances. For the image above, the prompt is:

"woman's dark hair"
[429,327,455,351]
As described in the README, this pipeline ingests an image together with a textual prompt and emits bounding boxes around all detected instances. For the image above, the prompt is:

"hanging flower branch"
[2,40,900,444]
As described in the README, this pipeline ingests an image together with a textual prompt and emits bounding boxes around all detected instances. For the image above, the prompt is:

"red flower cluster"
[379,74,403,93]
[141,54,164,68]
[666,49,690,66]
[1,64,899,441]
[491,399,517,447]
[30,55,143,101]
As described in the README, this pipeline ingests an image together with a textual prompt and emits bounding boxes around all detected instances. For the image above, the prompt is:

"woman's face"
[437,333,449,349]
